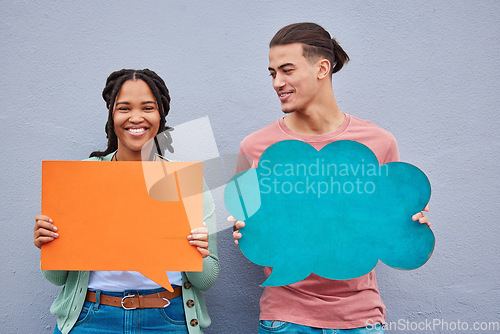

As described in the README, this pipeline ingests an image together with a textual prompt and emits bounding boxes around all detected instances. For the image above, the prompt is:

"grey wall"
[1,1,498,333]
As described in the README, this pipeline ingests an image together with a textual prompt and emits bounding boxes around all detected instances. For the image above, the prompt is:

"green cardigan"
[42,152,220,334]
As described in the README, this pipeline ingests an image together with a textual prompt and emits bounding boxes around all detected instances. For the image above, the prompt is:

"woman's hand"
[188,222,210,258]
[412,205,431,227]
[34,215,58,249]
[228,215,245,245]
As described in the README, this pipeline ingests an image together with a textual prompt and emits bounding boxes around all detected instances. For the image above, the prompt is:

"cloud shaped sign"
[224,140,434,287]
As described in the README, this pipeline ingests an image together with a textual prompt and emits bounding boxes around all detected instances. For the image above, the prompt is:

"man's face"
[268,43,321,114]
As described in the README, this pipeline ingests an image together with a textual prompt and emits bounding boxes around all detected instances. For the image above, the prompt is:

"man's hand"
[228,216,245,245]
[412,205,431,227]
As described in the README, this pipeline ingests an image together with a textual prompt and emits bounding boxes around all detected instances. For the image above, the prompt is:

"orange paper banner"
[41,160,203,292]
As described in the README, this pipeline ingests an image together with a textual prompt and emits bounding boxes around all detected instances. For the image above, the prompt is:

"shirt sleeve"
[382,134,400,163]
[235,144,254,174]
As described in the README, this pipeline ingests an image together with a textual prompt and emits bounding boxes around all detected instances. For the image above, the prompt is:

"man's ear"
[317,59,331,80]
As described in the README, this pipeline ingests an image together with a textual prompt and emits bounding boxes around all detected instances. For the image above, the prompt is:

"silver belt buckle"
[121,294,137,310]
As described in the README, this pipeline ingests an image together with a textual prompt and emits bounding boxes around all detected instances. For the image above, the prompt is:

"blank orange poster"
[41,160,204,292]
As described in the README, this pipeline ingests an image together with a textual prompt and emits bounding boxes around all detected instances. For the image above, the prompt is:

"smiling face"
[113,79,160,160]
[268,43,322,114]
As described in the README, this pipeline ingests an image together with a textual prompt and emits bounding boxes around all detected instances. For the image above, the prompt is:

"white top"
[87,271,182,291]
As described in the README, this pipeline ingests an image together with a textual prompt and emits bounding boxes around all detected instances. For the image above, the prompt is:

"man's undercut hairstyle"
[270,22,350,75]
[90,69,171,158]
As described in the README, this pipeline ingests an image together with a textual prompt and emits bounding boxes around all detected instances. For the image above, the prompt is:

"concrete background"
[1,1,498,333]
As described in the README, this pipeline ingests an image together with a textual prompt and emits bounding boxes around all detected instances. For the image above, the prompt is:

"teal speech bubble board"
[224,140,434,287]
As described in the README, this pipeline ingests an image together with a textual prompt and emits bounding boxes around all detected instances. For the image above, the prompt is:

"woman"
[34,69,220,334]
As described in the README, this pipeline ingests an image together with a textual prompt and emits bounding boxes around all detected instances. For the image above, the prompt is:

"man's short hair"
[270,22,350,75]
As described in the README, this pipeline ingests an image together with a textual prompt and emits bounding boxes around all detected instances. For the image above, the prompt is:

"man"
[230,23,430,333]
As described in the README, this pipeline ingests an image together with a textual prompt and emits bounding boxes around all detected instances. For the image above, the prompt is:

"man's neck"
[283,93,345,135]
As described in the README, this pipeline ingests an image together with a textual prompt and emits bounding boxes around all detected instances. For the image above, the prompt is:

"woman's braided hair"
[89,69,171,158]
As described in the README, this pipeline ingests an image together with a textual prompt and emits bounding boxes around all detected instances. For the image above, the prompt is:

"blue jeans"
[54,287,188,333]
[258,320,385,334]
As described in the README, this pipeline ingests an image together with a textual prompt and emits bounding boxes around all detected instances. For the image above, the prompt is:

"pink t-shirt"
[237,114,399,329]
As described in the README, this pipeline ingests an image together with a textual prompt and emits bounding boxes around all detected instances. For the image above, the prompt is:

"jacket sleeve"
[185,179,220,291]
[41,269,69,286]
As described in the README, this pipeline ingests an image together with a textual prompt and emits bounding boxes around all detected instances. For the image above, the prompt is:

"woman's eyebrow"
[115,101,156,105]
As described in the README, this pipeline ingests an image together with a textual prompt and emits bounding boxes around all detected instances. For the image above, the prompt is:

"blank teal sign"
[224,140,434,286]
